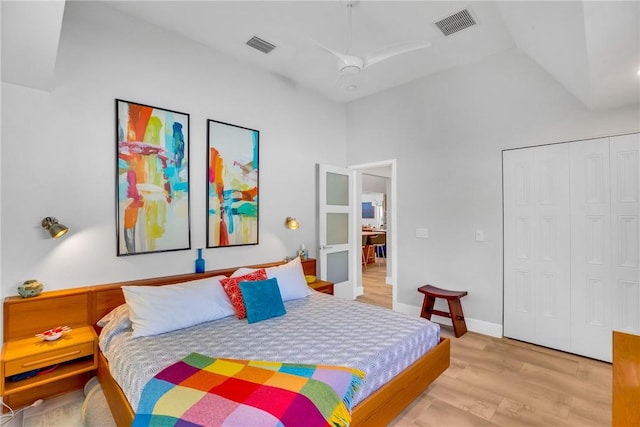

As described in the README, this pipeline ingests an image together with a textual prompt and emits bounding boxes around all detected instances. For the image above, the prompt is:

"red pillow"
[220,269,268,319]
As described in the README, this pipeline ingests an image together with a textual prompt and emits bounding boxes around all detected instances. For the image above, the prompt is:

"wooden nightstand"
[1,325,97,410]
[308,279,334,295]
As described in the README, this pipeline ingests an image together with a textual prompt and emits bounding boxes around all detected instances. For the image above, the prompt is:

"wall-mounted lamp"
[41,217,69,239]
[285,217,300,230]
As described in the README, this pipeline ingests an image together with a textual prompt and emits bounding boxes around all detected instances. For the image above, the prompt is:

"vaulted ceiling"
[2,1,639,110]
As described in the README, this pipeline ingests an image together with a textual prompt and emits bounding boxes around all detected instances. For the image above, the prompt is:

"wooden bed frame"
[3,259,450,426]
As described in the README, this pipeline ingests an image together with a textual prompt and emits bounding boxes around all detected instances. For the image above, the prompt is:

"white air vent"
[246,36,276,54]
[435,9,476,36]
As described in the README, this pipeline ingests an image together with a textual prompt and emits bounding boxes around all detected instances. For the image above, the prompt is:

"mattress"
[99,292,440,411]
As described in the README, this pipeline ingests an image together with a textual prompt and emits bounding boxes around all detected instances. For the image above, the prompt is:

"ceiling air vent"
[435,9,477,36]
[246,36,276,54]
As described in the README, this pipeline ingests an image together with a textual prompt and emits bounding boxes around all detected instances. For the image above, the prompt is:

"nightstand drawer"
[309,279,334,295]
[313,284,334,294]
[4,341,94,376]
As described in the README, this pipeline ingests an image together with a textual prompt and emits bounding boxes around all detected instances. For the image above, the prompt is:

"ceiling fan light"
[340,64,361,75]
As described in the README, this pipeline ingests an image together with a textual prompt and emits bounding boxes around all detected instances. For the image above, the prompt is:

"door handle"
[322,245,334,250]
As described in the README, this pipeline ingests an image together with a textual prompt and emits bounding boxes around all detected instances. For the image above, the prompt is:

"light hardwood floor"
[357,265,612,427]
[356,262,392,309]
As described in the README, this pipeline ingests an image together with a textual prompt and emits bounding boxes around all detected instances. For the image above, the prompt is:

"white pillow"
[97,304,132,351]
[97,303,131,328]
[122,275,235,338]
[232,257,312,302]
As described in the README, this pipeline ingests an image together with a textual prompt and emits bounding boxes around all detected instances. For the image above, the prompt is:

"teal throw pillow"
[239,278,286,324]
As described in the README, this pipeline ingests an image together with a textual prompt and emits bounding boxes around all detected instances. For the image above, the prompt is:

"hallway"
[356,263,391,309]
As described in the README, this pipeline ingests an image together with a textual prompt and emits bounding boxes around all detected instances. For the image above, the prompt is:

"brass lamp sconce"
[41,217,69,239]
[285,217,300,230]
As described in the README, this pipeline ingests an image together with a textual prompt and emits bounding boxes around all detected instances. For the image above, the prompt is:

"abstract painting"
[207,120,259,248]
[362,202,375,219]
[116,99,190,256]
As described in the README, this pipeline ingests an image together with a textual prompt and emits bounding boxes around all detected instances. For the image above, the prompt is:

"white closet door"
[533,144,572,350]
[504,148,535,342]
[570,138,612,361]
[611,133,640,334]
[504,144,571,350]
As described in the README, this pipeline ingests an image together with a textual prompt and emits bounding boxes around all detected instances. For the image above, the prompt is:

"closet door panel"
[504,144,571,349]
[533,144,571,351]
[611,133,640,334]
[570,138,612,361]
[504,149,535,342]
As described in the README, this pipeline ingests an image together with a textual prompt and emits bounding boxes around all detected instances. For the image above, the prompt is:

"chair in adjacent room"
[369,233,386,265]
[362,235,370,268]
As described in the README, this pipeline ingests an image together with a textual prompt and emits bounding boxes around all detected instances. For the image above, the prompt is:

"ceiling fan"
[317,1,431,78]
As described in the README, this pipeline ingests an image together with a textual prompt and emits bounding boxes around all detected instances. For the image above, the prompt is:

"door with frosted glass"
[318,165,356,299]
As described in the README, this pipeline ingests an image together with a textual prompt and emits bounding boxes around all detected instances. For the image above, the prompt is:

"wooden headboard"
[3,258,317,342]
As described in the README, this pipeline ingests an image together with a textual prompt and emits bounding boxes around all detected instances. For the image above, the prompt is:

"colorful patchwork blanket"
[132,353,365,427]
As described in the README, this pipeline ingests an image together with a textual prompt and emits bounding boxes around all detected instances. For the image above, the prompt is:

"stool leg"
[421,295,436,320]
[448,298,467,338]
[362,247,367,269]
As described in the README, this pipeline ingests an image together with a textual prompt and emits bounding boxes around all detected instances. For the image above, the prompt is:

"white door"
[505,134,639,362]
[504,148,536,342]
[610,133,640,335]
[504,144,571,351]
[318,164,357,300]
[570,138,612,361]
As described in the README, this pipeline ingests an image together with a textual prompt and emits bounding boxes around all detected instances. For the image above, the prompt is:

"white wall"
[362,174,387,193]
[360,192,384,230]
[0,2,346,319]
[362,175,388,229]
[346,48,640,332]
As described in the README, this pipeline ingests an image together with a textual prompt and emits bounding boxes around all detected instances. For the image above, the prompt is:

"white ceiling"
[2,1,639,110]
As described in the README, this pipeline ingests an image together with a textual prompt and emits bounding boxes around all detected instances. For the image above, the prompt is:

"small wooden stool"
[418,284,468,337]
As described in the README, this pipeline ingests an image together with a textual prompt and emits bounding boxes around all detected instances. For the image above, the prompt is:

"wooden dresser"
[612,330,640,426]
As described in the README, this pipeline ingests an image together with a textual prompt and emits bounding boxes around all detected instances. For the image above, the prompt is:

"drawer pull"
[22,350,82,368]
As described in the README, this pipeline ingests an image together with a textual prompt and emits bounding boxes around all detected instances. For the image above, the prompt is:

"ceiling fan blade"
[311,38,364,74]
[364,41,431,68]
[312,39,353,64]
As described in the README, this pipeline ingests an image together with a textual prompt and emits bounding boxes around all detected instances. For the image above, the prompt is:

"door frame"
[349,159,397,310]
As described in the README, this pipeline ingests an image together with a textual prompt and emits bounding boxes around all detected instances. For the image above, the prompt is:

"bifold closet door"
[570,138,612,361]
[503,144,571,351]
[610,133,640,336]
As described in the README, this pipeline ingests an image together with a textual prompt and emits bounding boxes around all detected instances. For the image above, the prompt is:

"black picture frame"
[206,119,259,248]
[362,202,375,218]
[115,99,191,256]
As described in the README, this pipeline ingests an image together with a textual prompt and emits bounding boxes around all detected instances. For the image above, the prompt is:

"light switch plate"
[416,228,429,239]
[475,230,484,241]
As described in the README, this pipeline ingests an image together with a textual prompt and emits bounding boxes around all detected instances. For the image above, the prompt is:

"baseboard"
[356,286,364,296]
[393,301,503,338]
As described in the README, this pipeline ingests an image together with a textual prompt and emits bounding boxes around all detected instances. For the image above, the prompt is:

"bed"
[3,258,450,426]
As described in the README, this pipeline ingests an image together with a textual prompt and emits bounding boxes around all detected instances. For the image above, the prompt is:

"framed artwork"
[115,99,190,256]
[362,202,375,218]
[207,120,259,248]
